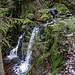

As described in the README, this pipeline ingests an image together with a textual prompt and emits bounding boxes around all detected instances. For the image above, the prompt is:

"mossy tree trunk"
[0,48,5,75]
[0,34,5,75]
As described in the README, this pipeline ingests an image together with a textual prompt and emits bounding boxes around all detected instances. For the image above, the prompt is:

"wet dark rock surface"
[4,57,20,75]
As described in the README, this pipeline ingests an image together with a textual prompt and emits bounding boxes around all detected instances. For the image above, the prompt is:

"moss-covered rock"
[44,24,66,75]
[48,17,75,74]
[37,9,51,22]
[54,4,70,15]
[23,18,33,25]
[27,17,75,75]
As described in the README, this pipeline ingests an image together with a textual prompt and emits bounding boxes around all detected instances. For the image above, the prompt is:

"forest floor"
[56,34,75,75]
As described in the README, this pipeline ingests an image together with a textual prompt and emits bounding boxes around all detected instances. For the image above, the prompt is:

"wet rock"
[4,57,20,65]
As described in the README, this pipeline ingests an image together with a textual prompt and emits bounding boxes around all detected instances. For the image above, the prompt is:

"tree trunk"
[0,48,5,75]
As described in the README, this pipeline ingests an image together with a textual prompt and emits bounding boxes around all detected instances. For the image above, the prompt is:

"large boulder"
[37,9,51,22]
[26,17,75,75]
[54,4,70,15]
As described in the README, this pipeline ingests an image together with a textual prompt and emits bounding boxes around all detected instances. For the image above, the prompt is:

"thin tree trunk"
[0,48,5,75]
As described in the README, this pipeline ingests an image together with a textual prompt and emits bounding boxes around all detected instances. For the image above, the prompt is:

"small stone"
[50,25,54,27]
[65,71,68,74]
[60,71,64,74]
[73,54,75,57]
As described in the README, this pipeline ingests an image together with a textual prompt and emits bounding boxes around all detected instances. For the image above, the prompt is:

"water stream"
[6,27,39,75]
[7,33,25,60]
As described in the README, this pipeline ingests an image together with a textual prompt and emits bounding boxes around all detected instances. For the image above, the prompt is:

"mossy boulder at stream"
[20,1,53,22]
[20,0,71,23]
[36,4,70,22]
[44,24,67,75]
[54,4,70,15]
[26,17,75,75]
[37,9,52,22]
[45,17,75,75]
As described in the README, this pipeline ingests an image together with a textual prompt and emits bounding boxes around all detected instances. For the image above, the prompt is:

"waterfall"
[7,33,25,60]
[13,27,39,75]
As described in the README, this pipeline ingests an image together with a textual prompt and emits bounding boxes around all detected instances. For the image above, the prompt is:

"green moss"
[0,8,9,17]
[49,38,65,75]
[37,52,50,65]
[71,3,75,6]
[20,2,37,19]
[44,18,74,74]
[26,51,51,75]
[10,18,33,30]
[43,2,49,8]
[21,18,33,29]
[54,4,70,15]
[39,14,50,22]
[26,13,34,20]
[37,9,51,22]
[0,18,12,52]
[0,19,11,35]
[23,18,33,25]
[59,16,65,20]
[26,17,75,75]
[26,64,34,75]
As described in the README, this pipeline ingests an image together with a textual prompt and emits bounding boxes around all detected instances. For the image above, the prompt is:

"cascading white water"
[13,27,39,75]
[7,33,25,60]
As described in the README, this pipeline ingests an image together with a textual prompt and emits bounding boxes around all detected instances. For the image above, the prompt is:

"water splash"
[7,33,25,60]
[13,27,39,75]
